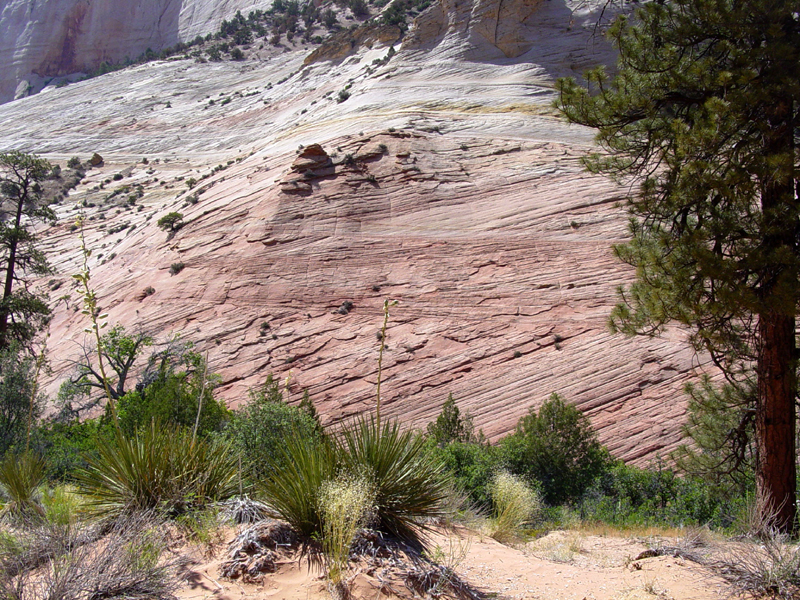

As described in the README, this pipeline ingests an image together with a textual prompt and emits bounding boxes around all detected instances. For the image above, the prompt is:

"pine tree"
[556,0,799,531]
[0,152,55,351]
[427,393,475,446]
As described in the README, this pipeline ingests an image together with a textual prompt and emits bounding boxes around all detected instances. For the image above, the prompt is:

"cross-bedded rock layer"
[0,0,705,463]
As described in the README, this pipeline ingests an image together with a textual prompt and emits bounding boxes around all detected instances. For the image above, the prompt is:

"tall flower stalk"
[375,300,397,428]
[72,216,120,430]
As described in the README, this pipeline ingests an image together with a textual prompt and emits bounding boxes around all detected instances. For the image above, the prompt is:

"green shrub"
[116,365,229,438]
[581,461,741,530]
[425,440,498,509]
[225,379,320,480]
[67,157,82,169]
[349,0,369,17]
[500,393,610,505]
[169,262,185,275]
[41,484,84,526]
[28,419,106,481]
[76,423,238,518]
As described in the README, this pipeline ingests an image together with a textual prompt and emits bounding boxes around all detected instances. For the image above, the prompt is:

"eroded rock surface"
[405,0,545,58]
[0,0,274,102]
[0,0,704,464]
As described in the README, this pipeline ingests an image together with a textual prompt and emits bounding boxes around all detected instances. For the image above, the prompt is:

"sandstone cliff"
[0,0,704,464]
[0,0,274,103]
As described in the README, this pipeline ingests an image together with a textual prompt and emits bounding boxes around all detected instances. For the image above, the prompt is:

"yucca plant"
[0,452,46,522]
[337,416,449,545]
[258,432,338,537]
[76,422,238,519]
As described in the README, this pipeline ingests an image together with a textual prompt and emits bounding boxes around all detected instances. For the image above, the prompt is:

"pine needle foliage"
[556,0,800,531]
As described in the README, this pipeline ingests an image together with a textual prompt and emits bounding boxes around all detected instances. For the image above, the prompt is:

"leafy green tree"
[556,0,800,532]
[426,393,475,446]
[0,152,56,351]
[116,361,229,437]
[500,394,610,505]
[62,325,153,403]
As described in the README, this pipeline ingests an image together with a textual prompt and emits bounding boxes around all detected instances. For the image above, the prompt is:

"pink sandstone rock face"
[0,0,708,465]
[23,131,705,465]
[0,0,275,103]
[405,0,546,58]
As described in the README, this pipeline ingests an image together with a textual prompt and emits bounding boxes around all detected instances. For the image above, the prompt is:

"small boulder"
[90,153,104,166]
[290,144,332,173]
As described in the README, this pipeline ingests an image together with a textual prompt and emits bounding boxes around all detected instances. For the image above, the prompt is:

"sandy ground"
[176,525,729,600]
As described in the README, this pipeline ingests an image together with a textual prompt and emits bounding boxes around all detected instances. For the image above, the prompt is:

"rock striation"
[405,0,545,58]
[0,0,274,103]
[0,0,708,465]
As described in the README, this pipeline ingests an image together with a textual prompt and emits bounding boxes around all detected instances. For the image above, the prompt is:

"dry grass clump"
[318,474,376,598]
[528,530,585,563]
[712,529,800,600]
[632,526,712,565]
[0,512,182,600]
[489,471,541,544]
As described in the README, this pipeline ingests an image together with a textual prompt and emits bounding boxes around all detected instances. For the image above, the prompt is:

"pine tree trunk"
[756,313,797,533]
[755,90,797,534]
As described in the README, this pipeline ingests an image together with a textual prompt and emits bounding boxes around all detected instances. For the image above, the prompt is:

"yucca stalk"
[73,216,119,430]
[375,300,397,428]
